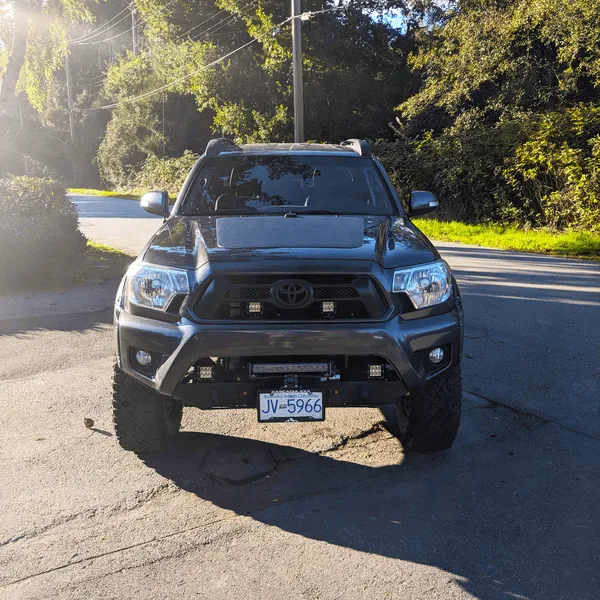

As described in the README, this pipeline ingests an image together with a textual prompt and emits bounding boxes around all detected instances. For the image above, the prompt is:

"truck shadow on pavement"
[142,418,599,600]
[0,309,112,338]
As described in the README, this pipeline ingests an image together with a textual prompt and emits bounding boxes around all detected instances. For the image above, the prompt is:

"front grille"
[193,274,389,321]
[313,287,359,299]
[224,288,271,300]
[225,285,359,301]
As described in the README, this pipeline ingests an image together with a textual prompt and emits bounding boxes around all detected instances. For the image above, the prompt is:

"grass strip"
[68,188,143,201]
[74,241,133,285]
[413,219,600,260]
[86,241,131,257]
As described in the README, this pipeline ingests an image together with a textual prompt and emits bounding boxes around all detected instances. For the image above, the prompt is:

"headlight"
[127,263,190,311]
[392,260,452,309]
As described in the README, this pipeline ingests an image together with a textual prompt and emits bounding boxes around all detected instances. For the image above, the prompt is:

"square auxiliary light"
[321,301,336,314]
[248,302,263,314]
[368,364,384,379]
[198,366,214,379]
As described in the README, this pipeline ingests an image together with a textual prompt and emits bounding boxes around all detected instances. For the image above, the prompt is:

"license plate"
[258,390,324,422]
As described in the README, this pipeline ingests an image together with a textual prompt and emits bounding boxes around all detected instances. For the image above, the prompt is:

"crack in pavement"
[465,389,600,441]
[315,421,390,454]
[0,412,544,590]
[1,514,236,589]
[0,483,175,548]
[193,422,392,486]
[2,427,390,552]
[4,395,578,591]
[39,537,212,599]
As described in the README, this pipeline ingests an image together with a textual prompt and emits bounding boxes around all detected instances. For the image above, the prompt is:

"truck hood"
[141,214,438,270]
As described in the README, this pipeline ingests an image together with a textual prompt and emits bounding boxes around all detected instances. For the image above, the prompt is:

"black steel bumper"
[174,380,409,409]
[115,306,464,406]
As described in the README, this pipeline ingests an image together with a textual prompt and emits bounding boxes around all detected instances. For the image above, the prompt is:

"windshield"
[181,154,397,216]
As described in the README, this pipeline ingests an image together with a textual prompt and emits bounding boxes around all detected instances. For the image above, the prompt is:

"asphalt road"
[0,196,598,599]
[72,195,163,255]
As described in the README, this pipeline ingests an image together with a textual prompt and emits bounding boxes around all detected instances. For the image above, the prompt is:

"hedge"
[375,105,600,232]
[0,176,87,290]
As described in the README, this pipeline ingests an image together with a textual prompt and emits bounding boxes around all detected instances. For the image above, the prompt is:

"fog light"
[429,347,445,365]
[368,364,383,378]
[322,301,336,314]
[248,302,262,314]
[135,350,152,367]
[198,366,214,379]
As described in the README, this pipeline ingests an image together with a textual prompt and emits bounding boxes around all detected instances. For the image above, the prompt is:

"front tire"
[112,363,182,454]
[396,367,462,453]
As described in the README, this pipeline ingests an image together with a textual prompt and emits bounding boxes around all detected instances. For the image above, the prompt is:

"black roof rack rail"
[340,138,371,158]
[205,138,239,157]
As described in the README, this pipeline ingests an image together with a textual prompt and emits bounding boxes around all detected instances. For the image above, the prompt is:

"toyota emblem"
[273,281,312,308]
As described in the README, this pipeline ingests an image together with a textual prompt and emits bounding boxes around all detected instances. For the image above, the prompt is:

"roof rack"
[340,138,371,158]
[205,138,239,157]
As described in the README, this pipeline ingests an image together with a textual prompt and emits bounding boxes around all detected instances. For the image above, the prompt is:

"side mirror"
[408,190,439,217]
[141,190,169,219]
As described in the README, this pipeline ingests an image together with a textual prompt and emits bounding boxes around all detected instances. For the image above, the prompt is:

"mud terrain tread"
[112,363,182,453]
[398,367,462,453]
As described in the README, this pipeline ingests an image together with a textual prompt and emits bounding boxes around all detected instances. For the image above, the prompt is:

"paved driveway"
[71,195,163,256]
[0,197,595,598]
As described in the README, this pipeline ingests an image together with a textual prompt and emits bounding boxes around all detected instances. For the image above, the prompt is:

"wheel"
[396,367,462,453]
[112,362,182,454]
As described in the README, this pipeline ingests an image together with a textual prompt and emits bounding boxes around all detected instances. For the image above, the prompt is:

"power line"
[72,0,179,46]
[70,7,130,43]
[78,5,254,94]
[190,11,249,42]
[82,5,350,111]
[73,12,131,44]
[73,21,134,46]
[173,8,229,42]
[84,37,260,110]
[190,1,258,42]
[173,0,258,43]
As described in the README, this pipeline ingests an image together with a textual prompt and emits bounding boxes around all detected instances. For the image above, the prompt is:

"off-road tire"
[396,367,462,453]
[112,363,183,454]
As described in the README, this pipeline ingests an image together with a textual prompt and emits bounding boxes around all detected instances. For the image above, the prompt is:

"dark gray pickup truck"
[113,138,464,454]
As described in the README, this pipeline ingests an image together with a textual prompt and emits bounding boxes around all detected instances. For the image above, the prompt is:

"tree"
[0,0,91,110]
[399,0,600,127]
[0,0,27,107]
[93,0,421,187]
[379,0,600,229]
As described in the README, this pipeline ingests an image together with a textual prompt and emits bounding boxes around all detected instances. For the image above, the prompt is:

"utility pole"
[291,0,304,143]
[65,52,75,145]
[131,3,137,55]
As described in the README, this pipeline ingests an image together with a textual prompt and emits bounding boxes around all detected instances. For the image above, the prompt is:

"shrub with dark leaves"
[0,176,86,290]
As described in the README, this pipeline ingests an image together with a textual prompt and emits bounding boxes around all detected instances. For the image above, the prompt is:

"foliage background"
[1,0,599,231]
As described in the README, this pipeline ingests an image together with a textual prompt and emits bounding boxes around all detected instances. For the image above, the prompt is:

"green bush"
[375,105,600,231]
[134,150,200,196]
[375,118,521,224]
[0,176,87,290]
[503,104,600,231]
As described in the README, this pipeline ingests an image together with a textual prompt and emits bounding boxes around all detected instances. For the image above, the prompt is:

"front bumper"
[116,307,463,404]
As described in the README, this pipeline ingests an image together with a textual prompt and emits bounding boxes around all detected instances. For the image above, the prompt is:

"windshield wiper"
[180,209,257,216]
[299,209,345,215]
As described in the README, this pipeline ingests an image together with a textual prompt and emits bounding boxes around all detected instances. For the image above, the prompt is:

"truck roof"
[229,143,357,155]
[205,139,372,158]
